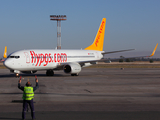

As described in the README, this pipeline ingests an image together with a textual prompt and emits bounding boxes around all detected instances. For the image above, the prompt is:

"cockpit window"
[8,56,20,59]
[15,56,20,58]
[8,56,14,58]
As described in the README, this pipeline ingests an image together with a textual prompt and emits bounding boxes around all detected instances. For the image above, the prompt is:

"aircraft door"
[96,52,99,59]
[24,52,30,63]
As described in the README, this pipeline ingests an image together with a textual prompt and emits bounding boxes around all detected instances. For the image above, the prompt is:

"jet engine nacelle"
[63,63,81,75]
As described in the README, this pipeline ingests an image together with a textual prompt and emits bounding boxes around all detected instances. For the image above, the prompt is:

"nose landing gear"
[46,70,54,76]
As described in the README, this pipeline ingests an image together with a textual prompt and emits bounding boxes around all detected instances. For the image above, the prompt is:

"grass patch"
[0,65,7,69]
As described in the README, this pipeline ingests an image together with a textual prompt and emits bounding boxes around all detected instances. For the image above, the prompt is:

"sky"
[0,0,160,58]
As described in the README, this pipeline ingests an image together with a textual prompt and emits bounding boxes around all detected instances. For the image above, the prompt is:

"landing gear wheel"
[46,70,54,76]
[71,73,79,76]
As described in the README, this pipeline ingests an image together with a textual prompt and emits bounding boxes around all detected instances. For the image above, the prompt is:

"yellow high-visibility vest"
[23,86,34,100]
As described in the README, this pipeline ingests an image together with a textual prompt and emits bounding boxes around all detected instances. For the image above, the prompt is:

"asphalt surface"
[0,68,160,120]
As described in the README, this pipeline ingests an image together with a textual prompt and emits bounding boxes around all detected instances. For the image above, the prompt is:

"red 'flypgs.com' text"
[30,51,67,66]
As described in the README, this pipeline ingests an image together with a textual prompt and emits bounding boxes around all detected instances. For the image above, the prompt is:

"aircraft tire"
[50,71,54,76]
[46,70,54,76]
[71,73,79,76]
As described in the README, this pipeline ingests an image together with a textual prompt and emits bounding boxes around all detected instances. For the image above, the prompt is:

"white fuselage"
[4,49,103,72]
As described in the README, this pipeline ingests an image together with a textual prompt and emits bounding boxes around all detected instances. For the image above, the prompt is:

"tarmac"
[0,67,160,120]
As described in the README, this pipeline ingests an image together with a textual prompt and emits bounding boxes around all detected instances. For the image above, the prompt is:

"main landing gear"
[71,73,79,76]
[46,70,54,76]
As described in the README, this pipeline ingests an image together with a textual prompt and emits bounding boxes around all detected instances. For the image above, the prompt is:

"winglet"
[149,43,158,57]
[3,46,7,58]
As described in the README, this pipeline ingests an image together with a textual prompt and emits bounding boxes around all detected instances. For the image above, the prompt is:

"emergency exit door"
[24,52,30,63]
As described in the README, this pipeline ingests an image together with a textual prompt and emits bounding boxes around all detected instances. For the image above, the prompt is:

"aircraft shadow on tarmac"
[0,73,70,78]
[0,73,102,78]
[0,118,21,120]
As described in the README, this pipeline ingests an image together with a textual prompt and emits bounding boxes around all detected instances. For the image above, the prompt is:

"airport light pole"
[50,15,67,49]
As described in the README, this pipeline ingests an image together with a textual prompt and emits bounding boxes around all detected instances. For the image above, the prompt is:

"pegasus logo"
[95,21,105,47]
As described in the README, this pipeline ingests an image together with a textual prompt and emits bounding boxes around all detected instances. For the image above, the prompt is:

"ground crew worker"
[18,76,39,120]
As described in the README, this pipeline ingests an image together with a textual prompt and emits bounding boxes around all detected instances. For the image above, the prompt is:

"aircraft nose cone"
[4,59,11,69]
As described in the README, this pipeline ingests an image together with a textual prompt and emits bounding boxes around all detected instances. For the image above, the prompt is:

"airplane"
[3,18,158,77]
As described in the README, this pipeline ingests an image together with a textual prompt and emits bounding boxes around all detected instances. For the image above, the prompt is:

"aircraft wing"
[102,49,135,55]
[101,43,158,62]
[58,43,158,67]
[102,43,158,56]
[54,43,158,69]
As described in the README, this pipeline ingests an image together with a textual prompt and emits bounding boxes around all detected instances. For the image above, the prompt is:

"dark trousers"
[22,99,35,119]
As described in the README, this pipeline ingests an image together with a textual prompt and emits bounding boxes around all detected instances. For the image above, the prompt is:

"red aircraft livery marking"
[95,20,105,47]
[30,51,67,66]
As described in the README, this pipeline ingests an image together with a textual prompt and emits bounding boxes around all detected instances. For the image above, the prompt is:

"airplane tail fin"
[84,18,106,51]
[149,43,158,57]
[3,46,7,58]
